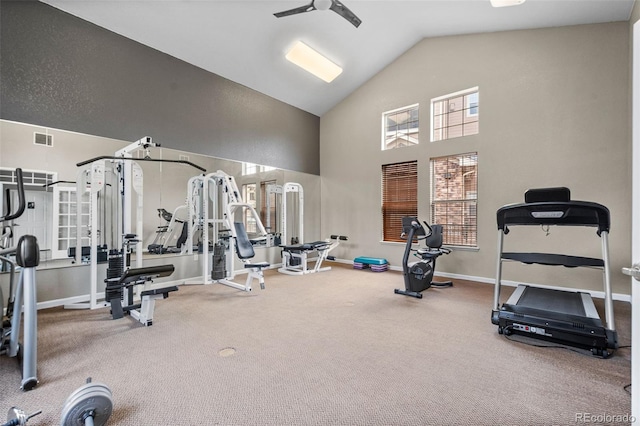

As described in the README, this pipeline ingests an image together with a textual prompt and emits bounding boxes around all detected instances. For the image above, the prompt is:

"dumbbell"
[2,408,41,426]
[60,378,113,426]
[3,378,112,426]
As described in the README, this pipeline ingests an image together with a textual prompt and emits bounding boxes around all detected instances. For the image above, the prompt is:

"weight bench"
[278,235,347,276]
[106,264,177,326]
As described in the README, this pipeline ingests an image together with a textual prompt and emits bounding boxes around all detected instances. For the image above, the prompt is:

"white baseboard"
[335,258,631,303]
[5,259,629,315]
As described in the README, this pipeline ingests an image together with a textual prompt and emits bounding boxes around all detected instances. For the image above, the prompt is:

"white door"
[629,20,640,421]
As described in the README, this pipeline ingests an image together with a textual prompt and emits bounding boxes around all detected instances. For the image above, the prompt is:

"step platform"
[353,256,389,272]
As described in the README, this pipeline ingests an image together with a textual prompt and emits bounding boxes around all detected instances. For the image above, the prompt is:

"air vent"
[34,132,53,147]
[179,154,190,161]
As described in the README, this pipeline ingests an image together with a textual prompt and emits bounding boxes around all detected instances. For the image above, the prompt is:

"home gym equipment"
[2,408,42,426]
[278,235,347,275]
[491,187,618,357]
[353,257,388,272]
[264,182,303,245]
[105,234,177,326]
[147,207,190,254]
[394,216,452,299]
[2,378,112,426]
[185,171,270,290]
[66,137,204,311]
[61,378,113,426]
[0,168,41,391]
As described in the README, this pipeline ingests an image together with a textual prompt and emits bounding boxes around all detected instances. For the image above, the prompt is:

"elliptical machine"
[0,168,40,390]
[394,216,452,299]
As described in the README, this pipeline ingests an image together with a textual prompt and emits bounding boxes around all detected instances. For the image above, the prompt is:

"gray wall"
[320,22,632,296]
[0,0,320,175]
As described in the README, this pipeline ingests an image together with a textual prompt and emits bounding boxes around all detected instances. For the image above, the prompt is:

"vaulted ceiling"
[42,0,634,116]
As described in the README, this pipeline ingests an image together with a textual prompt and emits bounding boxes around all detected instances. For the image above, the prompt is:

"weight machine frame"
[185,170,269,291]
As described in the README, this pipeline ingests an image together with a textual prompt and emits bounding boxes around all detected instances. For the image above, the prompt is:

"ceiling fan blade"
[274,2,316,18]
[329,0,362,28]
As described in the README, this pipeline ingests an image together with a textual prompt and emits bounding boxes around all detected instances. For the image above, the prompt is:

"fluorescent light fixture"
[490,0,525,7]
[285,41,343,83]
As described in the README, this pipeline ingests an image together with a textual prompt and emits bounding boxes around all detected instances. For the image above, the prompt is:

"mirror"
[0,120,321,271]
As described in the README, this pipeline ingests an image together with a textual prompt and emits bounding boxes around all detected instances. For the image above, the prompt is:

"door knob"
[622,263,640,281]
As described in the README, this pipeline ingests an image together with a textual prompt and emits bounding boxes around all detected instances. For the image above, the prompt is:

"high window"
[431,88,479,142]
[430,153,478,247]
[381,161,418,242]
[242,162,277,175]
[382,104,419,150]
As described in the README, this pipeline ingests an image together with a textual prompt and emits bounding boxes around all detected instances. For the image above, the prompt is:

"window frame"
[430,87,479,142]
[242,183,258,233]
[381,103,420,151]
[430,153,478,248]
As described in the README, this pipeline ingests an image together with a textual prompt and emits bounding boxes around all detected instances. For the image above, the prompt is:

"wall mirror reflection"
[0,120,321,279]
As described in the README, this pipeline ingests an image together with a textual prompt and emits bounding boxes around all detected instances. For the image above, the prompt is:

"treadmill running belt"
[517,287,586,317]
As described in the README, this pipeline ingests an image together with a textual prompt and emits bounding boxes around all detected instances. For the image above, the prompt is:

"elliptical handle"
[0,168,26,222]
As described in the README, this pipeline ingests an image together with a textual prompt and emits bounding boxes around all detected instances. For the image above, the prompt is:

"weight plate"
[61,383,113,426]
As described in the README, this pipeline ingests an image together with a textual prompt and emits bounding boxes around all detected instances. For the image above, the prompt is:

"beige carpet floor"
[0,264,632,425]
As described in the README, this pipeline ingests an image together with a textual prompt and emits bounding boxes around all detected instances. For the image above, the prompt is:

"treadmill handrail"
[497,200,610,235]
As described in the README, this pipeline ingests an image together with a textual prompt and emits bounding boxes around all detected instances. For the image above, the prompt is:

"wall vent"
[34,132,53,147]
[179,154,190,161]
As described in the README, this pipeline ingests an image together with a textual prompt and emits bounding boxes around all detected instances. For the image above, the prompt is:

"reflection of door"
[12,190,51,253]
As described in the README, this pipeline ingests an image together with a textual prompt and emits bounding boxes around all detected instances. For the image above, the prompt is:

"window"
[242,162,277,175]
[431,88,479,142]
[430,153,478,247]
[382,104,419,150]
[260,180,278,233]
[381,161,418,242]
[242,163,258,175]
[242,183,257,233]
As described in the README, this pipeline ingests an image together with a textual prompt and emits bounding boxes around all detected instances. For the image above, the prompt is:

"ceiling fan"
[273,0,362,28]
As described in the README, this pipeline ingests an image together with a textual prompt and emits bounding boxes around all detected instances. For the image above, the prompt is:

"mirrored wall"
[0,120,321,271]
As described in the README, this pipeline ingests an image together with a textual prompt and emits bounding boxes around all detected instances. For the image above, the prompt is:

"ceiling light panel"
[490,0,526,7]
[285,41,342,83]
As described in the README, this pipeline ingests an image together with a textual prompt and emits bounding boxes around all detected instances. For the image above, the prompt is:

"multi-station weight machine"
[265,182,304,246]
[185,170,269,291]
[65,137,204,325]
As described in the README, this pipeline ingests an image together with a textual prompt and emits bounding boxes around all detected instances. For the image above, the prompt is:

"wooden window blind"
[382,161,418,242]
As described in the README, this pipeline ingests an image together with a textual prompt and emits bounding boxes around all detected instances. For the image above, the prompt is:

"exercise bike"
[394,216,452,299]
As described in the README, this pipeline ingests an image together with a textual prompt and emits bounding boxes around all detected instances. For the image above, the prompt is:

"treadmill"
[491,187,618,357]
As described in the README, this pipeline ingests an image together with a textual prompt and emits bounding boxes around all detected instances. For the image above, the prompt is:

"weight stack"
[105,251,124,302]
[211,242,227,280]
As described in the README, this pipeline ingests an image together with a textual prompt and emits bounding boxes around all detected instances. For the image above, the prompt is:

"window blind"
[382,161,418,242]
